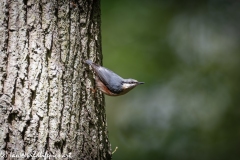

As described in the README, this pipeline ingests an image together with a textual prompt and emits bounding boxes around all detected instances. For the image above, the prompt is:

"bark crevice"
[0,0,112,159]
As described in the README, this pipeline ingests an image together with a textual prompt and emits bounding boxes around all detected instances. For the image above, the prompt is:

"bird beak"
[138,82,144,84]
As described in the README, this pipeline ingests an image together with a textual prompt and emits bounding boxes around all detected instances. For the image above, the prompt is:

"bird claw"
[87,87,96,94]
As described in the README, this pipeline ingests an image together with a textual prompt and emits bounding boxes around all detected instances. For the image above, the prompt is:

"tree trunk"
[0,0,111,159]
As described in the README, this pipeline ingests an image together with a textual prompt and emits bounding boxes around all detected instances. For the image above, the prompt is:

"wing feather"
[87,61,124,93]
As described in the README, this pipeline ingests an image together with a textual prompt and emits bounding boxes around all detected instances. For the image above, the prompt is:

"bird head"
[122,79,144,90]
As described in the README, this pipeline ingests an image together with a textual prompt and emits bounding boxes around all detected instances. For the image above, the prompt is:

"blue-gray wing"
[90,63,124,93]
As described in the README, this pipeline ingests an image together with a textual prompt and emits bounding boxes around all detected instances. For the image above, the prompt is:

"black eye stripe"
[123,81,137,84]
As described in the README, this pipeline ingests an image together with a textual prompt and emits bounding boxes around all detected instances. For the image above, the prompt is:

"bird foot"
[87,87,96,94]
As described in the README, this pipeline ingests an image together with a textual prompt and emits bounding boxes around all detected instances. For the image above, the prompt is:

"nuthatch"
[85,60,144,96]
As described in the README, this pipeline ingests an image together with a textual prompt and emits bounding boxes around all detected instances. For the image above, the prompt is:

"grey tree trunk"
[0,0,111,159]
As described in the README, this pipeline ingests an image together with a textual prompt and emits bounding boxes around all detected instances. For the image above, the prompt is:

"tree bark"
[0,0,111,159]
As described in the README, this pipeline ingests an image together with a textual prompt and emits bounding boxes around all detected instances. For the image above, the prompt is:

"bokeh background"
[101,0,240,160]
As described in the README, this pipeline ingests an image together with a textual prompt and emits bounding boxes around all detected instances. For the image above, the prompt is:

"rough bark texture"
[0,0,111,159]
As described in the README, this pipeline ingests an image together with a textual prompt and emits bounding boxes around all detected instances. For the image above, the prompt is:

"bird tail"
[85,59,101,69]
[85,59,93,65]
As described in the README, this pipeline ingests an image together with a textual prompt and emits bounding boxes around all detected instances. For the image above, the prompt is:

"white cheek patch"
[122,83,135,89]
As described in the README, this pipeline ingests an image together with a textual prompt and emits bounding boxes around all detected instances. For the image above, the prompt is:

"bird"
[85,60,144,96]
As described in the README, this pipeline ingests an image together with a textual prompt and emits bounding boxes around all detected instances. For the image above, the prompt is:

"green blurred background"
[101,0,240,159]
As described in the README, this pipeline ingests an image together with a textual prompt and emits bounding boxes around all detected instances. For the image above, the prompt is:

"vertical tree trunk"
[0,0,111,159]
